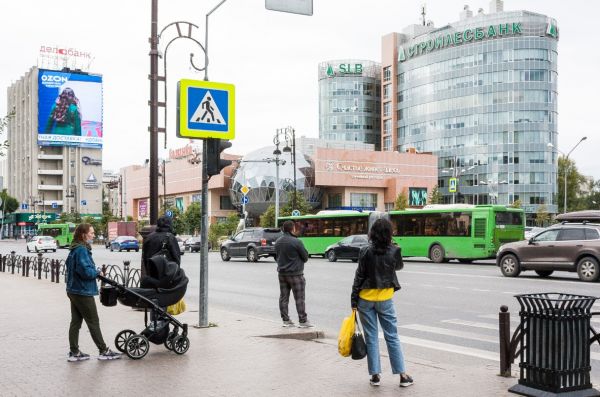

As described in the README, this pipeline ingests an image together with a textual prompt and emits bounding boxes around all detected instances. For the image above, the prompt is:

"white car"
[177,238,185,255]
[524,227,545,240]
[27,236,57,253]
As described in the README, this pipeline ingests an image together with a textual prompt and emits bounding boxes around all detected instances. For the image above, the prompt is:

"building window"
[350,193,377,208]
[328,193,342,208]
[383,102,391,118]
[383,119,392,135]
[220,195,235,210]
[383,67,391,82]
[383,84,391,100]
[383,135,392,151]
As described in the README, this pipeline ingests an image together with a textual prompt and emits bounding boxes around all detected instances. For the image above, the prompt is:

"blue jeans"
[357,298,406,375]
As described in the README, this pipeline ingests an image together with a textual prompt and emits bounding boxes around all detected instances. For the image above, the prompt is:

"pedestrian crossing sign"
[177,79,235,139]
[449,178,458,193]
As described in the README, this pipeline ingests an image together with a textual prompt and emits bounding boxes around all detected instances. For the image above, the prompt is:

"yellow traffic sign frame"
[177,79,235,139]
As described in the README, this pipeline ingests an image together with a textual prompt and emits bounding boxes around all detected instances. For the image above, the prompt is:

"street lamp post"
[548,137,587,213]
[275,126,297,210]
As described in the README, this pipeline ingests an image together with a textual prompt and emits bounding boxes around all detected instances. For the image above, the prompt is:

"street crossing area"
[380,302,600,363]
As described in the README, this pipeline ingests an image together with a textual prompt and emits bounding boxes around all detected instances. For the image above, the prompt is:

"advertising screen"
[38,69,103,148]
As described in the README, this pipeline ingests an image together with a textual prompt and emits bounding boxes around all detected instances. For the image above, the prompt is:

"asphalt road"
[5,240,600,379]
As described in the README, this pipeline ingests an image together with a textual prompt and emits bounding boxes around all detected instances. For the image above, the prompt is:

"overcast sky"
[1,0,599,179]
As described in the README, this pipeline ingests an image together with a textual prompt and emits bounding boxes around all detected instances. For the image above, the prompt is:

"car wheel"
[110,246,114,252]
[135,249,139,252]
[119,247,123,252]
[220,248,231,261]
[35,247,39,253]
[577,257,600,282]
[352,258,358,262]
[53,249,56,252]
[327,250,337,262]
[247,248,258,262]
[499,254,521,277]
[535,270,554,278]
[429,245,445,263]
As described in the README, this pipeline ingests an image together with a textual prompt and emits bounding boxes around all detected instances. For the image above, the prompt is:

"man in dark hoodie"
[274,220,313,328]
[142,215,181,275]
[65,223,120,361]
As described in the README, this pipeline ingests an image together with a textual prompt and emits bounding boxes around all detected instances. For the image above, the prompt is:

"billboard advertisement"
[38,69,103,148]
[409,187,428,207]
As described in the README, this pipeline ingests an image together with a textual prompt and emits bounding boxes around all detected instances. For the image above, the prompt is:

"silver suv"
[496,222,600,282]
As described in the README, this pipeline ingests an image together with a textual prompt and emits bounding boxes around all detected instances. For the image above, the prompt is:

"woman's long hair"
[72,223,92,246]
[369,218,393,255]
[51,87,80,123]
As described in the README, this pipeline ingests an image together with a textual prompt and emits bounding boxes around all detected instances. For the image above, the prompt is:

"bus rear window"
[495,212,522,226]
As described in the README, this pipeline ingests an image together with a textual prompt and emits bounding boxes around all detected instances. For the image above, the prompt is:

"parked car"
[110,236,140,252]
[185,236,212,252]
[26,236,57,253]
[497,222,600,282]
[524,226,545,240]
[220,228,282,262]
[325,234,369,262]
[176,237,185,256]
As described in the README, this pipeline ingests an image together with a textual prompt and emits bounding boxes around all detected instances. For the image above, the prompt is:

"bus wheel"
[327,250,337,262]
[429,245,445,263]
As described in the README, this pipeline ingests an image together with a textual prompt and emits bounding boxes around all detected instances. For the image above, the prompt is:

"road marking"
[478,314,519,323]
[401,270,587,287]
[445,286,460,290]
[473,288,491,292]
[399,324,497,343]
[441,319,498,330]
[379,333,499,361]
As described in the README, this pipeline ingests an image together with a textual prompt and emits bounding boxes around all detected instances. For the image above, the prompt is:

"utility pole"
[149,0,159,225]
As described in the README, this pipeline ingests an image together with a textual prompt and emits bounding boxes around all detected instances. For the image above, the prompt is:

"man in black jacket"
[274,220,313,328]
[142,216,181,277]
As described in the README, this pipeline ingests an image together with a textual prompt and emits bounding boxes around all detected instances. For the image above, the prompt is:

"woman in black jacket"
[351,218,413,388]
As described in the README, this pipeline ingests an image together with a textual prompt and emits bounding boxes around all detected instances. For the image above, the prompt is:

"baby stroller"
[98,255,189,360]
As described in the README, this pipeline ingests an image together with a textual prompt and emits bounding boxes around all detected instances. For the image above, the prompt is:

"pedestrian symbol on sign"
[449,178,458,193]
[191,92,225,125]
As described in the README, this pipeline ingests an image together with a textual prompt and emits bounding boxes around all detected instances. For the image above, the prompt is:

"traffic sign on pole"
[240,185,250,195]
[449,178,458,193]
[292,209,301,216]
[177,79,235,140]
[241,196,249,205]
[166,210,173,218]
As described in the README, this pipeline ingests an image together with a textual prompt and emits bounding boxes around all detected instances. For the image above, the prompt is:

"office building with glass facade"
[381,2,559,222]
[318,60,381,149]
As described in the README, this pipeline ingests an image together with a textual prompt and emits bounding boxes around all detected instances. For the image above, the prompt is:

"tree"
[558,156,587,212]
[394,189,408,210]
[0,190,19,214]
[0,112,14,157]
[183,202,201,235]
[280,191,313,217]
[58,212,82,224]
[510,199,522,209]
[428,186,442,205]
[535,204,550,227]
[162,206,184,235]
[208,213,240,248]
[260,204,276,228]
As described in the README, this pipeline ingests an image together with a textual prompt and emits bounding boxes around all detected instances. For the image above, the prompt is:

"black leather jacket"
[351,244,403,308]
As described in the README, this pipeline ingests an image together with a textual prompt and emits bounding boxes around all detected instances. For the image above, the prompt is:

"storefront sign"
[82,156,102,165]
[325,160,403,175]
[169,144,194,160]
[138,199,148,218]
[326,63,363,77]
[399,22,522,62]
[409,188,428,206]
[83,173,99,189]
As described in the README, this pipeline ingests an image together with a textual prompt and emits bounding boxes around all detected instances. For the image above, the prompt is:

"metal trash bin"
[510,293,600,397]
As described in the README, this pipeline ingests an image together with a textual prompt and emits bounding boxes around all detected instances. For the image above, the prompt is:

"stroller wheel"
[115,329,136,353]
[164,331,178,351]
[125,334,150,360]
[172,335,190,355]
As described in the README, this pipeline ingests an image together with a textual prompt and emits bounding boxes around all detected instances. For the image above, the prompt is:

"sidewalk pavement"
[0,271,520,397]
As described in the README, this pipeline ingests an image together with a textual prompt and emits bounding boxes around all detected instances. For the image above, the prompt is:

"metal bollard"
[25,257,30,277]
[22,257,26,277]
[123,260,131,286]
[10,251,16,274]
[37,253,43,280]
[499,305,511,377]
[50,259,56,283]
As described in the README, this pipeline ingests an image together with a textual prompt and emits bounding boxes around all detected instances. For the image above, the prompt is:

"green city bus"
[37,223,76,248]
[278,205,524,262]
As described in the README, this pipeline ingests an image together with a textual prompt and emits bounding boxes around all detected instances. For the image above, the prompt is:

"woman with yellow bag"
[350,218,413,388]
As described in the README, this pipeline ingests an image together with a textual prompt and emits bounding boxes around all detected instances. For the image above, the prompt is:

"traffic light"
[206,138,232,177]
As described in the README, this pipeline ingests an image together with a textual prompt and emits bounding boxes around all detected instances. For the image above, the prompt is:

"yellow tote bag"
[167,298,186,315]
[337,310,356,357]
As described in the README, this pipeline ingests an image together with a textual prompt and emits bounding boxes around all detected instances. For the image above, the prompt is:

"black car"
[325,234,369,262]
[220,228,282,262]
[185,236,212,252]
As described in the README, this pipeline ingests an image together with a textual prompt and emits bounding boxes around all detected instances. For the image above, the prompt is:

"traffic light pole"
[199,139,209,327]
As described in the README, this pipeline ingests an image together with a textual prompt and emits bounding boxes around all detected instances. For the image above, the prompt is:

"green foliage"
[0,190,19,214]
[394,190,408,210]
[58,212,82,224]
[535,204,550,227]
[428,186,442,205]
[0,112,14,156]
[162,206,184,235]
[260,204,276,228]
[208,213,240,248]
[510,199,522,209]
[280,191,313,217]
[183,202,201,235]
[558,156,588,212]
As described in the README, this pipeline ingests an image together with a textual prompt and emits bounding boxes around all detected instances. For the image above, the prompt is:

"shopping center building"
[381,0,559,221]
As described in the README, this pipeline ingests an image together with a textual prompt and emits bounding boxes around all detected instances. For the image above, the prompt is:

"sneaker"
[370,374,381,386]
[98,348,121,360]
[297,321,315,328]
[282,320,295,328]
[400,374,414,387]
[67,351,90,362]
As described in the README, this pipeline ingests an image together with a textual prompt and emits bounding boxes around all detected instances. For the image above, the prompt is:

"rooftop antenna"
[421,3,426,26]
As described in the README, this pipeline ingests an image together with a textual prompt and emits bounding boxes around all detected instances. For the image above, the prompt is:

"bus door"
[471,213,490,257]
